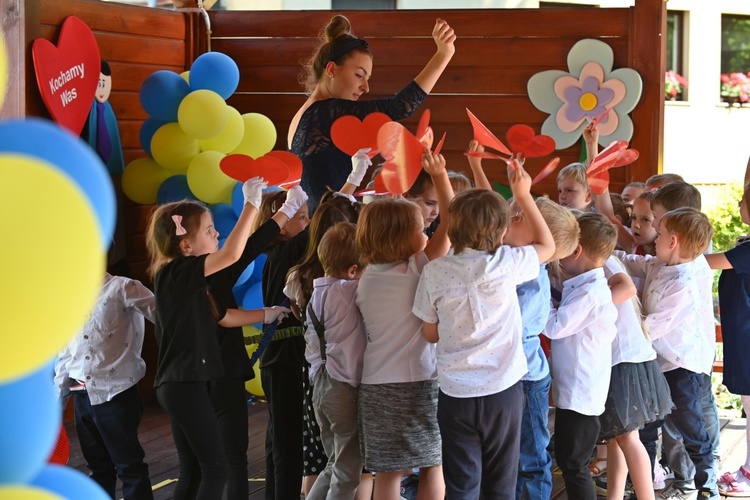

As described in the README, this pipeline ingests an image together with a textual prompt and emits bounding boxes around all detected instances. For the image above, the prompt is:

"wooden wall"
[209,2,665,197]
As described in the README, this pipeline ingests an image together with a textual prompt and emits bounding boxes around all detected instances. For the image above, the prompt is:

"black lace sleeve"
[291,81,428,212]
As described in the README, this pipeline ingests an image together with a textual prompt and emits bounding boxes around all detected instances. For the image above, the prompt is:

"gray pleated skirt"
[358,380,442,472]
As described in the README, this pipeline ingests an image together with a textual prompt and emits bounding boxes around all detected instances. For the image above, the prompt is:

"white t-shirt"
[619,253,715,375]
[412,246,539,398]
[603,256,656,365]
[305,277,367,387]
[356,252,436,384]
[544,268,618,416]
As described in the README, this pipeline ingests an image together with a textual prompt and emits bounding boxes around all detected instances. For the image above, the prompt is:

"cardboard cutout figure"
[83,61,124,175]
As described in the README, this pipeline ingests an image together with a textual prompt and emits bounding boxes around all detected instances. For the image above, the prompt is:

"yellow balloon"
[0,30,7,112]
[187,151,235,204]
[200,106,245,154]
[0,155,104,383]
[0,486,63,500]
[230,113,277,159]
[122,157,174,205]
[180,70,190,84]
[244,344,264,397]
[178,89,229,140]
[151,122,201,170]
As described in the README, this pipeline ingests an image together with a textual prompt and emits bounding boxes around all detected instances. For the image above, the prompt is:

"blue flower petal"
[527,70,568,113]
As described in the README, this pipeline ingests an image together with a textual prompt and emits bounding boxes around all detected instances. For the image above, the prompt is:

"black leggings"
[157,382,228,500]
[209,377,249,500]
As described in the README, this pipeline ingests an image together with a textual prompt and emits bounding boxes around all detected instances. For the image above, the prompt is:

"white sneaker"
[654,463,668,490]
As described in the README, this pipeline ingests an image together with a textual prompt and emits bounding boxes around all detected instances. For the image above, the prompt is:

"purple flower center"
[563,76,614,123]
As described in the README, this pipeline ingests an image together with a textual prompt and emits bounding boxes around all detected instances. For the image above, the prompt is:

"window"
[666,11,687,101]
[720,15,750,104]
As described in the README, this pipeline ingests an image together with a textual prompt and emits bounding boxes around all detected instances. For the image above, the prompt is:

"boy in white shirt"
[305,222,368,500]
[619,207,719,499]
[413,162,555,499]
[544,212,618,500]
[54,273,155,500]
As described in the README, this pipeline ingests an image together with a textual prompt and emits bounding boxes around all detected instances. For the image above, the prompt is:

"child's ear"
[585,189,592,204]
[669,233,679,250]
[497,226,508,245]
[572,243,583,260]
[179,238,191,255]
[346,264,358,279]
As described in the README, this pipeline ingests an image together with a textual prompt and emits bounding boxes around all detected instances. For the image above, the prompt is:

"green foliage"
[706,182,747,253]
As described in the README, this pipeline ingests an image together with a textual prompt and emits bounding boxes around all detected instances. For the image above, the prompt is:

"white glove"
[264,306,291,324]
[348,148,372,187]
[243,176,267,209]
[278,185,308,220]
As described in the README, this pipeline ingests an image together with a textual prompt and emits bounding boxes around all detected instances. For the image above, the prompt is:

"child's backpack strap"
[306,290,329,364]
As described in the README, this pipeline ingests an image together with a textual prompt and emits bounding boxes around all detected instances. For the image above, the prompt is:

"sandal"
[719,468,750,497]
[588,457,607,477]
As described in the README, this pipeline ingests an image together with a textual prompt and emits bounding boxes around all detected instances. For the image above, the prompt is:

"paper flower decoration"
[527,39,642,150]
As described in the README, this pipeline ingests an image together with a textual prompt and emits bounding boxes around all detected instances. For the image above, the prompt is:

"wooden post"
[629,0,666,180]
[0,0,39,119]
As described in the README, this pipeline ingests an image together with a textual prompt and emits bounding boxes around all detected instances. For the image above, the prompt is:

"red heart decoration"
[586,141,639,194]
[416,109,434,150]
[377,121,425,195]
[433,132,447,156]
[588,169,611,195]
[531,157,560,185]
[331,112,391,157]
[506,124,556,158]
[31,16,100,135]
[466,108,511,156]
[265,150,302,187]
[220,154,289,185]
[614,149,639,168]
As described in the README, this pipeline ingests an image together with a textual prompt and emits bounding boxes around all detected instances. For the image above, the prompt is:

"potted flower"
[665,70,688,100]
[720,72,750,105]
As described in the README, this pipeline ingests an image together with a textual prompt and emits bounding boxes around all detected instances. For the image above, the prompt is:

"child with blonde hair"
[413,160,555,499]
[557,162,591,210]
[504,196,579,500]
[355,150,453,500]
[544,212,619,500]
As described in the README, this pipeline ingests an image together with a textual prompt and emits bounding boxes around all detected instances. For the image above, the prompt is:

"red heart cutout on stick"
[433,132,447,156]
[586,141,639,194]
[506,124,556,158]
[377,121,425,195]
[466,108,511,156]
[331,112,391,157]
[588,169,611,195]
[32,16,100,135]
[531,157,560,185]
[416,110,434,150]
[265,150,302,187]
[220,154,289,185]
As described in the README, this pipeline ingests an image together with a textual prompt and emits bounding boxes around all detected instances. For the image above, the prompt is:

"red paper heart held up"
[331,112,391,157]
[587,141,640,195]
[506,124,556,158]
[466,108,511,156]
[376,121,425,195]
[220,154,290,186]
[265,150,302,187]
[32,16,101,135]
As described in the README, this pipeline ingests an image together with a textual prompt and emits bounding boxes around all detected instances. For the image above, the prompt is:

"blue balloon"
[0,361,60,484]
[251,253,267,282]
[262,185,283,195]
[140,70,191,122]
[242,280,265,324]
[0,118,116,248]
[234,260,255,288]
[189,52,240,100]
[157,175,195,204]
[231,182,244,218]
[32,464,110,500]
[139,117,168,157]
[211,203,238,237]
[232,279,252,305]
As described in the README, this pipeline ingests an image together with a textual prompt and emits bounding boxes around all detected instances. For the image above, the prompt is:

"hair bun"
[325,15,352,42]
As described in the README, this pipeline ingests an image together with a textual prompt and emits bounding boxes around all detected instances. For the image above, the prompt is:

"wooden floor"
[64,401,748,499]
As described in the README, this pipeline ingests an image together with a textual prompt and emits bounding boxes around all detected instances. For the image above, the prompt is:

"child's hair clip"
[172,215,187,236]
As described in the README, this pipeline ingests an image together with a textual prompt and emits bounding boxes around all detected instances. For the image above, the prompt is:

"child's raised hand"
[278,185,308,220]
[348,147,372,187]
[421,148,447,177]
[467,139,484,166]
[263,306,292,324]
[432,18,456,58]
[583,121,599,147]
[243,176,268,209]
[509,160,532,200]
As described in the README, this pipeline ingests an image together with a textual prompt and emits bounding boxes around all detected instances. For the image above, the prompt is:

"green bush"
[707,182,747,253]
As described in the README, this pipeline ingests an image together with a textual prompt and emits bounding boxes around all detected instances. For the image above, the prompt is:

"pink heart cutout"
[32,16,100,135]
